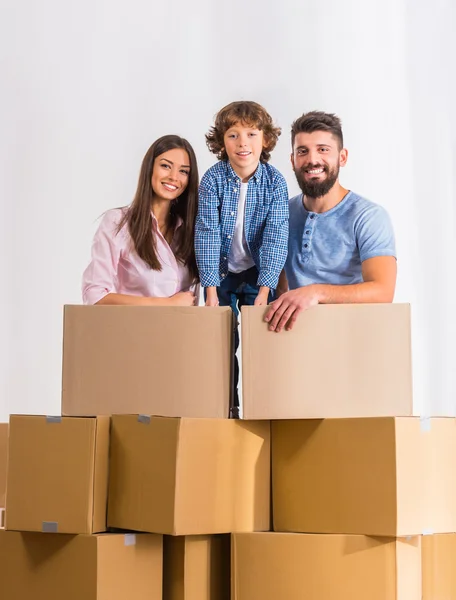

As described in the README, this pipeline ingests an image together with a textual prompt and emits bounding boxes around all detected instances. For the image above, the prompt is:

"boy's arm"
[257,174,289,290]
[195,172,222,288]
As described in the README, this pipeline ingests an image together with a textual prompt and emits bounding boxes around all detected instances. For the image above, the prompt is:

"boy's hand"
[254,286,270,306]
[205,286,219,307]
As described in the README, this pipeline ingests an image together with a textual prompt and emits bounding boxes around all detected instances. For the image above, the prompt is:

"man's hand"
[254,286,270,306]
[205,286,219,307]
[264,286,320,332]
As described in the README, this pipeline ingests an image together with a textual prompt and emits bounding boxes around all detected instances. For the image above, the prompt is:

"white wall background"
[1,0,455,421]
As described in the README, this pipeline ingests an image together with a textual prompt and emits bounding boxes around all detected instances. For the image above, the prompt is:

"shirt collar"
[150,210,184,230]
[225,160,264,184]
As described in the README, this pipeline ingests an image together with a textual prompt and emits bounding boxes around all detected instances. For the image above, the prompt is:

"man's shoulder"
[342,192,394,246]
[288,193,303,211]
[345,191,386,214]
[344,191,391,225]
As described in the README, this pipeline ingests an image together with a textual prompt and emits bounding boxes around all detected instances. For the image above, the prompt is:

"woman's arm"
[83,210,196,307]
[82,211,123,305]
[95,291,195,306]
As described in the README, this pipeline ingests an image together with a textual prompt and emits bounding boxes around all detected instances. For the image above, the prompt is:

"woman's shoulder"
[95,207,131,247]
[97,207,128,231]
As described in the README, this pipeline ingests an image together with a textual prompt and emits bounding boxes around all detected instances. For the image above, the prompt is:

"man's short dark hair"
[291,111,343,149]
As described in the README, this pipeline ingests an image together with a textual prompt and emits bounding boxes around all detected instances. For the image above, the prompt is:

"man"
[265,111,397,332]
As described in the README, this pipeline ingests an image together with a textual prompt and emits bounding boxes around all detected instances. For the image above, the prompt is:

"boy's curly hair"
[206,101,281,163]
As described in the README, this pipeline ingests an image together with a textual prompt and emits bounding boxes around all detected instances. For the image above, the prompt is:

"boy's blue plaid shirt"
[195,160,289,288]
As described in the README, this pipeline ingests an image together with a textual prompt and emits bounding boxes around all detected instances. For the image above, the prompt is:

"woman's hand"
[169,291,196,306]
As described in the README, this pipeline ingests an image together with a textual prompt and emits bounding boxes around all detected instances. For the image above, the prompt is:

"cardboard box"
[422,533,456,599]
[62,306,232,418]
[0,530,162,600]
[6,415,109,534]
[163,535,230,600]
[273,417,456,536]
[232,532,421,600]
[0,422,7,507]
[108,416,270,535]
[241,304,412,419]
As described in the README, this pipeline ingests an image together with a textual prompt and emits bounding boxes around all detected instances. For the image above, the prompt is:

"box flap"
[175,419,270,535]
[108,415,180,534]
[92,416,110,533]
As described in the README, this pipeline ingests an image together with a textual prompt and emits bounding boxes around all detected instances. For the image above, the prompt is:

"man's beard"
[294,163,339,199]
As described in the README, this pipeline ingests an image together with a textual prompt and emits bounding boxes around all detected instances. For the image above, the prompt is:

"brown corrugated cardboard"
[0,530,162,600]
[6,415,110,534]
[241,304,412,419]
[108,416,270,535]
[232,532,421,600]
[62,305,232,418]
[273,417,456,536]
[422,534,456,599]
[0,423,7,507]
[163,535,230,600]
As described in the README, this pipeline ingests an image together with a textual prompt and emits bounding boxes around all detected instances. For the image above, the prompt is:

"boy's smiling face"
[222,121,265,182]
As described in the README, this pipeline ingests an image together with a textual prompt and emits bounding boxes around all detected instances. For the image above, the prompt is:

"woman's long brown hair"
[118,135,199,282]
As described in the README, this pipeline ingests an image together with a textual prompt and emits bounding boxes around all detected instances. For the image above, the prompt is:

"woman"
[82,135,199,306]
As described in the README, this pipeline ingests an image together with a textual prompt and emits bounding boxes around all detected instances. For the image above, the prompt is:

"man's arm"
[265,256,397,332]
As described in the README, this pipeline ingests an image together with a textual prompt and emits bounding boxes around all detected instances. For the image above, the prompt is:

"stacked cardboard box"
[3,303,454,598]
[1,306,266,599]
[230,304,456,600]
[1,414,163,598]
[61,306,233,418]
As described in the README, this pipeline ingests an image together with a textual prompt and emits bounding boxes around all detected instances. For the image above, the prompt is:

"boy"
[195,100,289,417]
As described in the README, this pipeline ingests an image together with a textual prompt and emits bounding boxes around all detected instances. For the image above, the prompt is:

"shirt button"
[310,214,315,219]
[228,235,231,239]
[306,230,310,234]
[231,211,235,216]
[304,243,309,248]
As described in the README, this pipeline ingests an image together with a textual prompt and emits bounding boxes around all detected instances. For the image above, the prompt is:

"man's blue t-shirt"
[285,191,396,290]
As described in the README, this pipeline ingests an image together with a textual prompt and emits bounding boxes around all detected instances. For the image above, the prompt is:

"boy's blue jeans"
[216,266,275,417]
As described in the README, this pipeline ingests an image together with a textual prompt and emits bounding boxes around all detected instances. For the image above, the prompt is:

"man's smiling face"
[291,130,347,198]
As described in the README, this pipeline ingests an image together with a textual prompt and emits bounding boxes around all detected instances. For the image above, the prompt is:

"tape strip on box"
[46,416,62,424]
[124,534,136,546]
